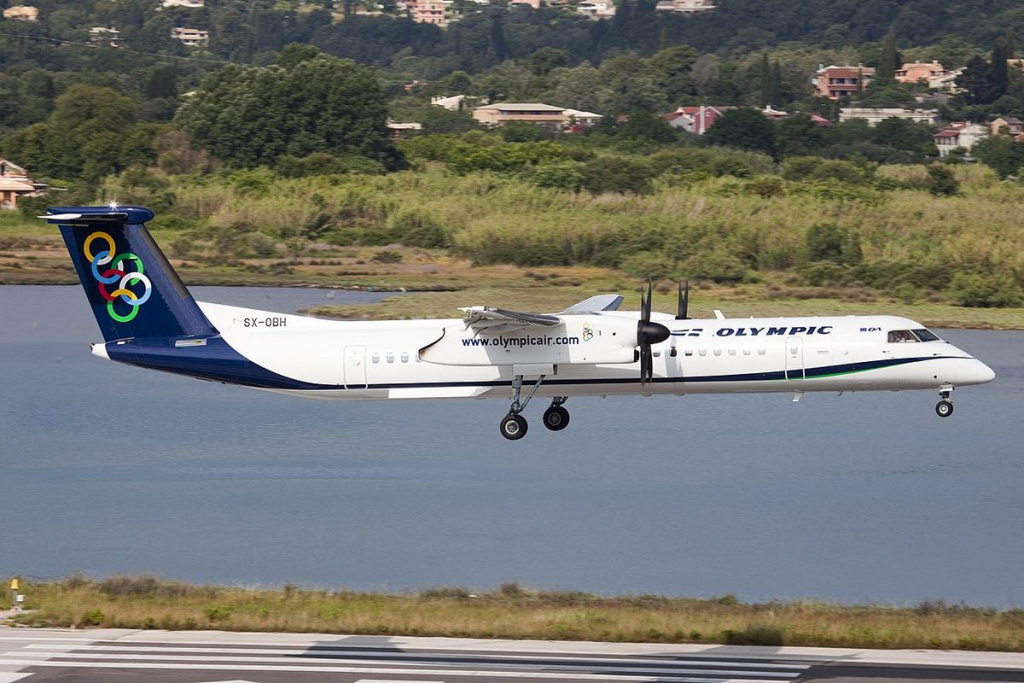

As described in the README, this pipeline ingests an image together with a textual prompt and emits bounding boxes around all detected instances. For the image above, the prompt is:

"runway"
[2,629,1023,683]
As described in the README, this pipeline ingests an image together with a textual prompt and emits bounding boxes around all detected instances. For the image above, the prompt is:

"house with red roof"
[813,65,875,100]
[934,122,988,158]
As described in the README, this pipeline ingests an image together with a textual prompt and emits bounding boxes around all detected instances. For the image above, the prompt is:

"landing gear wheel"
[936,400,954,418]
[542,406,570,431]
[500,413,529,440]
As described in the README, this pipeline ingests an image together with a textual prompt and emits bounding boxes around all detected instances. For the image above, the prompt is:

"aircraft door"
[344,345,367,389]
[785,336,804,380]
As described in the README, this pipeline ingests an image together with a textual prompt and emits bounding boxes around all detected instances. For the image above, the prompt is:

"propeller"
[675,280,690,320]
[637,279,671,386]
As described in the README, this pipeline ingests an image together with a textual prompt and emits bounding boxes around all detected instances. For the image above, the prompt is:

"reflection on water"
[1,286,1023,606]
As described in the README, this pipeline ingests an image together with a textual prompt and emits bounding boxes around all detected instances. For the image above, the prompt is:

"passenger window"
[698,349,707,356]
[684,349,693,357]
[371,353,380,364]
[743,348,751,356]
[713,349,722,356]
[758,348,766,355]
[401,352,410,363]
[386,352,395,363]
[728,348,736,356]
[888,330,917,343]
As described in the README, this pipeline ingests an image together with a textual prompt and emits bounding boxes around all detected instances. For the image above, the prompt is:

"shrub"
[723,624,784,646]
[277,153,385,177]
[746,176,785,198]
[926,163,960,196]
[579,157,653,195]
[83,609,105,626]
[372,249,403,263]
[946,272,1023,308]
[388,208,450,248]
[619,251,676,280]
[531,162,584,192]
[802,262,853,286]
[683,250,749,283]
[805,222,862,265]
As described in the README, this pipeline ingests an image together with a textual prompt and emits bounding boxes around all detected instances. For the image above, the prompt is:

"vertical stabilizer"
[46,205,217,342]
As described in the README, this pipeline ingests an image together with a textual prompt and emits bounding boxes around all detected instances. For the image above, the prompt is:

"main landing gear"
[499,375,570,440]
[935,386,954,418]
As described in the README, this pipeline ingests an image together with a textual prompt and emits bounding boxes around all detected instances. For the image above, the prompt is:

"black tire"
[936,400,954,418]
[500,413,528,440]
[542,406,570,431]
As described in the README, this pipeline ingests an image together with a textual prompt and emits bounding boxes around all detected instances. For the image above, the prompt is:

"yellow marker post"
[10,579,18,591]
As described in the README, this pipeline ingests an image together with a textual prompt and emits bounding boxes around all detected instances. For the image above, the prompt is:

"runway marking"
[4,652,803,677]
[0,659,797,681]
[353,679,446,683]
[0,674,34,683]
[20,646,811,671]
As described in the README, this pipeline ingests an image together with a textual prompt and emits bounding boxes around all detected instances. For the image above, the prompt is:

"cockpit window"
[912,328,941,342]
[888,330,917,343]
[888,329,942,343]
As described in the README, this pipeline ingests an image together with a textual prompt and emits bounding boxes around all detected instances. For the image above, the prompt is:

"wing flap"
[460,306,562,329]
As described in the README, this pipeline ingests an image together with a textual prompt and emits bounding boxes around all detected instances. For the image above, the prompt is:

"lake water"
[1,285,1023,607]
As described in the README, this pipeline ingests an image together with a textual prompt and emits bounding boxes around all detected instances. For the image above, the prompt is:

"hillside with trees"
[1,0,1024,314]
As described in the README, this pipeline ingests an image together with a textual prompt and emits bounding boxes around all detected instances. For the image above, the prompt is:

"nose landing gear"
[935,386,954,418]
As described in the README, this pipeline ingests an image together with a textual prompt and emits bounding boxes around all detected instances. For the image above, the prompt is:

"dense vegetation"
[6,574,1024,651]
[2,0,1024,309]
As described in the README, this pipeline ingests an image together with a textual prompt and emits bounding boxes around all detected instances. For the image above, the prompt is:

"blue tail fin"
[46,205,217,342]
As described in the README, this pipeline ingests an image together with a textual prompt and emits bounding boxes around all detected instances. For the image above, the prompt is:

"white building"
[171,27,210,48]
[162,0,204,7]
[89,26,121,47]
[576,1,614,18]
[3,5,38,21]
[838,108,939,127]
[934,122,989,158]
[655,0,714,13]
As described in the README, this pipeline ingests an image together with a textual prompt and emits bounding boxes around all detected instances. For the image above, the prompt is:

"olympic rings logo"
[83,231,151,323]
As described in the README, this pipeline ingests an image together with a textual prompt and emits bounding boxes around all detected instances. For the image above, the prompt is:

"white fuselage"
[176,302,993,401]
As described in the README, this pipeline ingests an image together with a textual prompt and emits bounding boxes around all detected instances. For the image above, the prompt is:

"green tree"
[648,44,699,103]
[528,47,570,76]
[973,135,1024,178]
[705,107,777,158]
[776,114,825,158]
[175,52,399,169]
[618,109,677,144]
[990,36,1010,102]
[5,84,143,182]
[926,163,959,196]
[145,64,178,100]
[876,29,898,82]
[758,52,771,106]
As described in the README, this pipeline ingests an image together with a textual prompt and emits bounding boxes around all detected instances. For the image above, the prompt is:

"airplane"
[46,205,996,440]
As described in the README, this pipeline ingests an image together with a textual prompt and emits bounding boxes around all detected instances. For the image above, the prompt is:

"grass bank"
[4,575,1024,651]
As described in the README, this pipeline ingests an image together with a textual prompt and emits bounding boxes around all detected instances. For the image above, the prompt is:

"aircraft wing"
[459,306,562,332]
[560,294,624,313]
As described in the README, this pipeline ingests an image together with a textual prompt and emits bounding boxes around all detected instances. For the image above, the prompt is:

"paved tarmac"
[2,629,1023,683]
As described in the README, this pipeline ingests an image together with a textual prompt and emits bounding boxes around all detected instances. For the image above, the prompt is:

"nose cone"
[963,358,996,385]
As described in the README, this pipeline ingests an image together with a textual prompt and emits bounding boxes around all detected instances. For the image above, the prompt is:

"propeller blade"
[676,280,690,320]
[636,279,669,386]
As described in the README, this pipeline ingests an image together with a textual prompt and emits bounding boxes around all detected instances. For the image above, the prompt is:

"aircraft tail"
[46,205,217,342]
